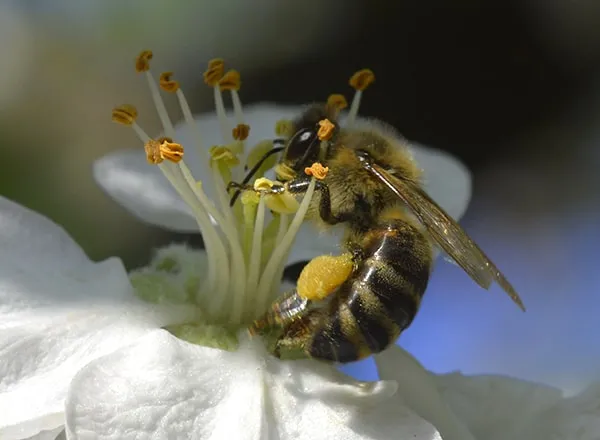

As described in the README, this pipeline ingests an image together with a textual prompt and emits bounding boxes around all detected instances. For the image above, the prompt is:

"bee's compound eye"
[285,128,319,163]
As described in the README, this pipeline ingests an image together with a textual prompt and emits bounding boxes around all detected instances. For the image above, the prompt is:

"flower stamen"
[304,162,329,180]
[232,123,250,141]
[317,118,335,141]
[255,168,319,314]
[159,72,180,93]
[111,104,138,126]
[204,59,232,143]
[118,51,331,331]
[135,50,176,138]
[326,94,348,111]
[135,50,153,73]
[143,137,184,164]
[347,68,375,127]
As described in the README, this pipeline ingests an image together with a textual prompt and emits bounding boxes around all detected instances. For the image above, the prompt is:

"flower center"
[112,52,323,330]
[112,51,375,349]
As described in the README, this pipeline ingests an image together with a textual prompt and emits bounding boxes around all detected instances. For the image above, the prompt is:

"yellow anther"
[349,68,375,91]
[135,50,153,73]
[209,145,240,168]
[253,177,277,192]
[304,162,329,180]
[203,59,225,86]
[274,163,296,181]
[159,71,180,93]
[158,138,184,163]
[144,139,163,164]
[327,94,348,110]
[241,190,260,206]
[232,123,250,141]
[219,70,241,91]
[144,137,184,165]
[208,58,224,70]
[317,119,335,141]
[297,253,354,301]
[275,119,295,138]
[111,104,138,126]
[253,178,299,214]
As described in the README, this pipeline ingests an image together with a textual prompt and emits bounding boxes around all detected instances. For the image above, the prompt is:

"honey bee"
[230,103,525,363]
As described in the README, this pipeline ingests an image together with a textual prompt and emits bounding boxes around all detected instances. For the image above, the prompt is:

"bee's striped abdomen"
[307,219,432,362]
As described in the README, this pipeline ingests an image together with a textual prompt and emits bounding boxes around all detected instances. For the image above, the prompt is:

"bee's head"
[275,103,339,181]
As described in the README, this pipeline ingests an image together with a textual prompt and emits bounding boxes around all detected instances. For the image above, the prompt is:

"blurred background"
[2,1,599,395]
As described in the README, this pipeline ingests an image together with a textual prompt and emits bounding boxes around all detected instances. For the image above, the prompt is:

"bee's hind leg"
[272,310,322,360]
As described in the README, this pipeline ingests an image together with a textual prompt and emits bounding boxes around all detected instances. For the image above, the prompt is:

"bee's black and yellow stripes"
[306,219,432,362]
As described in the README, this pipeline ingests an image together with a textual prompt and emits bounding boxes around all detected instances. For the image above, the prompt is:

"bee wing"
[365,160,525,311]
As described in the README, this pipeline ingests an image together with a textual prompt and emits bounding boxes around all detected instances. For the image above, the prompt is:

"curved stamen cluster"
[112,51,318,326]
[112,51,376,329]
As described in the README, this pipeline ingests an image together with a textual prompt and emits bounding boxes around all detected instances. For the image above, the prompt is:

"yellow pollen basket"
[297,253,354,301]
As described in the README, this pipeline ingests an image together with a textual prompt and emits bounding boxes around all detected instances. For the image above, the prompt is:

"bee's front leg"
[284,176,349,226]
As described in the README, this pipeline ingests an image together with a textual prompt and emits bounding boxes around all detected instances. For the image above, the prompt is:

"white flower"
[0,196,440,440]
[1,52,459,440]
[5,50,599,440]
[0,196,198,439]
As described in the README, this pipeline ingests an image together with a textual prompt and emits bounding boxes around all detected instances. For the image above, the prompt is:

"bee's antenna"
[229,142,285,206]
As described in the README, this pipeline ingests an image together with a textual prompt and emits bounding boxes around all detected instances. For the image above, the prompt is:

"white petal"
[93,150,198,232]
[526,382,600,440]
[411,143,471,221]
[66,331,439,439]
[435,372,600,440]
[24,427,65,440]
[65,330,266,440]
[0,197,199,437]
[375,345,475,440]
[266,349,440,439]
